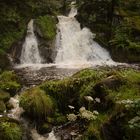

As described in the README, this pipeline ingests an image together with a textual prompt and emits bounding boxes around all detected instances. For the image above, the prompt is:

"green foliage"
[0,89,10,102]
[107,69,140,101]
[35,15,57,40]
[0,118,22,140]
[0,100,6,113]
[40,69,104,113]
[39,123,52,134]
[20,87,54,120]
[0,71,21,95]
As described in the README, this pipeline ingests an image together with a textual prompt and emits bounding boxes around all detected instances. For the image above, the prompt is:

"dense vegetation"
[19,68,140,139]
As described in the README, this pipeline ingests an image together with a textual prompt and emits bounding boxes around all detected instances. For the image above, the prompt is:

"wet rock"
[39,123,53,134]
[9,38,24,64]
[94,75,123,91]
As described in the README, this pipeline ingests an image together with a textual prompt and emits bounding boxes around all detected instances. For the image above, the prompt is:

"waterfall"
[16,2,116,69]
[55,2,115,67]
[20,19,42,64]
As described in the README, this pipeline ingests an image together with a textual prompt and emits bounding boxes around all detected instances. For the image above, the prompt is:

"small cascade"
[55,2,115,67]
[20,19,42,64]
[31,129,58,140]
[7,95,24,119]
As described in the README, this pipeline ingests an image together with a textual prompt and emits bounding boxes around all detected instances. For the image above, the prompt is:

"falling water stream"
[55,2,115,68]
[20,19,42,64]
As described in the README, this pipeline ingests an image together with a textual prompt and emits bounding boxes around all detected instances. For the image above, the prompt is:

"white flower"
[84,96,94,102]
[79,107,97,121]
[95,98,101,103]
[80,110,97,120]
[67,114,77,122]
[68,105,75,109]
[79,107,86,113]
[93,110,99,115]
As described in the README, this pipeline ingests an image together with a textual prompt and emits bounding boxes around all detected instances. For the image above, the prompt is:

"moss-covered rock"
[77,68,140,140]
[17,68,140,138]
[34,15,57,63]
[0,71,21,95]
[35,15,57,41]
[39,123,52,134]
[0,89,10,102]
[0,100,6,113]
[0,117,22,140]
[19,87,54,120]
[102,99,140,140]
[40,72,96,113]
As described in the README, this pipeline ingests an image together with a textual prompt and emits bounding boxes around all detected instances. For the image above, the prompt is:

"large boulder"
[34,15,57,63]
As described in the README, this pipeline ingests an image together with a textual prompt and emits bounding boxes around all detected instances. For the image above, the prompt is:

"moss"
[107,69,140,102]
[0,89,10,102]
[39,69,110,120]
[0,100,6,113]
[77,68,140,140]
[101,99,140,140]
[39,123,52,134]
[0,71,21,95]
[40,69,103,113]
[0,117,22,140]
[35,15,57,40]
[19,87,54,120]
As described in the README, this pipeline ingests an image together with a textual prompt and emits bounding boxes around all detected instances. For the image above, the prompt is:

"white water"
[7,95,24,119]
[31,129,58,140]
[20,19,42,64]
[55,3,116,68]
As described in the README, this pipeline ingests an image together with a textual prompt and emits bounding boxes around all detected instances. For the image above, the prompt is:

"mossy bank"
[19,68,140,139]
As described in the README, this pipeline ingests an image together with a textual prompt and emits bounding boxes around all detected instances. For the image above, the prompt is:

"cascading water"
[31,129,57,140]
[20,19,42,64]
[55,2,115,67]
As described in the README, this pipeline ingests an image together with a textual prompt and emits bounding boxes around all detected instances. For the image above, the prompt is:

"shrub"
[20,87,54,120]
[0,117,22,140]
[0,71,21,95]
